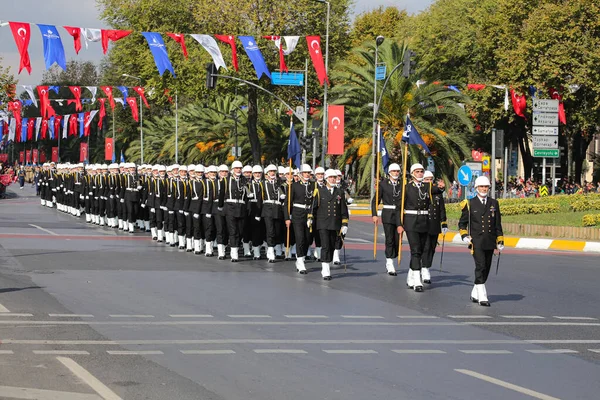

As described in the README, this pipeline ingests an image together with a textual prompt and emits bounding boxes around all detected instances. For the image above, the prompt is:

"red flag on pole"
[25,150,31,164]
[263,36,287,72]
[69,114,78,136]
[83,112,92,137]
[37,86,50,119]
[54,116,62,136]
[100,29,132,54]
[105,138,114,161]
[306,36,328,86]
[40,150,47,163]
[41,119,49,140]
[549,88,567,124]
[19,151,24,164]
[132,86,149,108]
[69,86,83,111]
[63,26,82,54]
[98,98,106,129]
[80,142,88,163]
[9,21,32,74]
[327,105,344,155]
[27,118,35,141]
[215,35,239,71]
[100,86,115,110]
[51,147,58,162]
[510,89,527,119]
[32,149,38,164]
[166,33,188,58]
[127,97,139,122]
[8,101,22,126]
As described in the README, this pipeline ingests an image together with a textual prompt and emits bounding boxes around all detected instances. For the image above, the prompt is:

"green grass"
[502,211,595,227]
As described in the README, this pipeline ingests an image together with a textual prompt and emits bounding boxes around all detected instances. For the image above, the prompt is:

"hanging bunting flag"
[166,33,188,58]
[549,88,567,124]
[142,32,176,77]
[127,97,139,122]
[306,36,328,86]
[41,119,48,140]
[100,86,115,110]
[510,89,526,118]
[98,99,106,129]
[35,117,42,140]
[69,86,83,111]
[62,114,70,138]
[114,98,126,108]
[53,116,61,139]
[27,118,35,141]
[63,26,82,54]
[263,35,300,72]
[8,119,16,142]
[69,114,77,137]
[9,21,32,74]
[132,86,149,108]
[8,100,22,126]
[100,29,132,54]
[78,113,85,137]
[37,24,67,71]
[117,86,128,99]
[32,149,38,164]
[82,28,102,49]
[21,85,38,107]
[83,111,94,136]
[190,34,228,71]
[403,115,431,154]
[80,142,88,163]
[105,137,114,161]
[21,118,28,142]
[48,116,54,140]
[239,36,271,80]
[467,84,486,91]
[327,105,344,155]
[19,151,24,163]
[36,86,50,119]
[86,86,97,103]
[51,146,59,162]
[48,86,60,95]
[215,35,239,71]
[26,150,31,164]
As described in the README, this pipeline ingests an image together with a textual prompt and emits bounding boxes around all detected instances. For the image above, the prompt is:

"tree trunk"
[567,134,574,181]
[247,87,261,164]
[515,126,532,180]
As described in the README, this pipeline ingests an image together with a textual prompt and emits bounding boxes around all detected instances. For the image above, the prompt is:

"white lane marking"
[284,315,328,318]
[341,315,384,319]
[33,350,90,355]
[467,322,600,326]
[109,315,154,318]
[169,314,213,318]
[107,350,163,355]
[455,369,560,400]
[254,349,307,354]
[0,350,14,354]
[0,385,101,400]
[526,349,578,354]
[0,339,534,345]
[49,314,94,318]
[447,315,492,319]
[343,238,370,243]
[57,356,123,400]
[227,315,271,318]
[500,315,545,319]
[553,316,598,320]
[588,349,600,353]
[397,315,439,319]
[392,350,446,354]
[29,224,59,236]
[0,313,33,317]
[460,350,513,354]
[323,350,378,354]
[528,340,600,344]
[180,350,236,355]
[0,303,10,313]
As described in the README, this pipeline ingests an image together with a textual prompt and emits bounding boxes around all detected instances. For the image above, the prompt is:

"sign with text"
[533,149,559,158]
[532,126,559,136]
[533,99,559,113]
[532,112,559,126]
[532,135,558,149]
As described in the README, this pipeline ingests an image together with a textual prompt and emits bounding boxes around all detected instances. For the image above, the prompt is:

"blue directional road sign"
[271,72,304,86]
[457,165,473,186]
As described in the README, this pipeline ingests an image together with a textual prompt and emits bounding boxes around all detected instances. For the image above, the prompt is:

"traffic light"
[206,63,218,89]
[402,50,416,78]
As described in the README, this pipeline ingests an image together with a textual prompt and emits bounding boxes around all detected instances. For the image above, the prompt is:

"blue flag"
[142,32,175,77]
[21,118,28,142]
[112,147,116,163]
[49,86,60,94]
[402,115,430,155]
[49,116,55,140]
[37,24,67,71]
[287,125,301,170]
[120,150,125,163]
[78,113,85,138]
[239,36,271,80]
[378,125,390,173]
[117,86,129,100]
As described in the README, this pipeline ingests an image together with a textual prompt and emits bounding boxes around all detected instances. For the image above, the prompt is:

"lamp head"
[376,36,385,46]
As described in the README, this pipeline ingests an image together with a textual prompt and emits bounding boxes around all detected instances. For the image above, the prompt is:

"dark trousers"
[192,214,204,240]
[99,198,106,217]
[473,247,494,284]
[422,234,438,268]
[243,216,253,243]
[155,208,164,230]
[203,215,216,241]
[117,199,126,221]
[405,230,428,271]
[149,208,157,228]
[319,229,338,263]
[292,221,312,257]
[185,213,193,238]
[264,217,281,247]
[176,211,186,236]
[283,220,295,246]
[249,217,264,246]
[383,223,400,259]
[167,211,177,233]
[126,200,138,223]
[107,197,116,218]
[226,215,245,248]
[215,214,227,245]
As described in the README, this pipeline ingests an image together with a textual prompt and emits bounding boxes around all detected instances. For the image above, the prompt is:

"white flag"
[282,36,300,55]
[504,88,509,111]
[114,98,125,107]
[86,86,97,103]
[85,110,99,127]
[190,34,227,71]
[63,114,70,139]
[21,85,38,107]
[8,118,15,142]
[83,28,101,49]
[35,117,42,140]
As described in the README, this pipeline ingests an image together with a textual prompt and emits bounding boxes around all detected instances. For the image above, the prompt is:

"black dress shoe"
[194,251,201,255]
[276,255,285,260]
[323,276,332,281]
[179,246,185,250]
[333,261,340,265]
[205,253,214,257]
[231,258,238,263]
[186,248,193,252]
[146,229,151,232]
[285,257,292,261]
[470,297,478,303]
[479,300,490,307]
[297,269,307,274]
[268,259,275,263]
[414,285,424,292]
[157,239,163,243]
[423,279,431,284]
[253,257,260,260]
[218,256,225,260]
[388,272,397,276]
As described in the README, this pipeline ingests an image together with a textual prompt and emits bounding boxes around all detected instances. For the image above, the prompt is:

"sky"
[1,0,434,87]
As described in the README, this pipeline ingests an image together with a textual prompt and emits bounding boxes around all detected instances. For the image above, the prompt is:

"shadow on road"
[0,286,42,294]
[489,293,525,302]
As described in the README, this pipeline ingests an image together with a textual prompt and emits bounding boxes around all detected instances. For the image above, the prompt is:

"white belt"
[226,199,244,204]
[293,203,310,210]
[203,197,209,201]
[249,199,258,203]
[192,197,199,200]
[382,205,396,209]
[404,210,429,215]
[263,200,281,205]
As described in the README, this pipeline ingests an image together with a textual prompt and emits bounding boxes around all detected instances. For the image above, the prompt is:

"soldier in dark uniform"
[421,170,448,284]
[308,169,349,280]
[247,165,264,260]
[147,165,158,238]
[260,165,283,263]
[459,176,504,307]
[280,167,295,260]
[155,165,168,242]
[284,164,314,274]
[202,165,219,257]
[218,160,248,262]
[117,164,127,230]
[175,165,189,250]
[84,165,94,223]
[124,163,140,233]
[215,165,230,258]
[332,169,353,265]
[138,165,151,232]
[188,165,205,254]
[182,166,194,252]
[371,162,403,276]
[106,164,119,228]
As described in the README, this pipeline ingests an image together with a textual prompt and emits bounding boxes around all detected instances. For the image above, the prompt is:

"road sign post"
[532,99,559,181]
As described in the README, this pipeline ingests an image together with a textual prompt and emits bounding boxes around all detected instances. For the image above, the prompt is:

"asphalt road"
[1,185,599,400]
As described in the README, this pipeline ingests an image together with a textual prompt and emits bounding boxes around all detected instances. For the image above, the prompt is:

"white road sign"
[533,99,559,113]
[532,112,559,127]
[532,126,559,136]
[532,135,559,149]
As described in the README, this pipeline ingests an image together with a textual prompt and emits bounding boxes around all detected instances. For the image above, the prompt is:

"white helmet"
[388,163,401,172]
[188,164,196,171]
[293,168,299,176]
[207,165,218,173]
[218,164,229,172]
[252,165,263,173]
[283,167,291,174]
[324,169,337,179]
[278,166,285,174]
[424,170,434,179]
[166,165,173,172]
[232,160,243,169]
[410,163,425,173]
[196,165,205,173]
[172,164,180,170]
[475,176,491,187]
[157,165,166,172]
[242,165,253,173]
[335,169,342,176]
[301,164,313,173]
[179,165,188,172]
[265,164,277,173]
[314,167,325,174]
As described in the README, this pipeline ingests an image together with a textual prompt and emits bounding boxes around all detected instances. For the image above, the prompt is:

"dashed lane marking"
[526,349,578,354]
[106,350,164,355]
[57,356,123,400]
[500,315,545,319]
[180,350,236,355]
[459,350,513,354]
[0,350,14,354]
[341,315,385,319]
[33,350,90,355]
[553,316,598,320]
[227,315,272,318]
[323,350,378,354]
[169,314,214,318]
[455,369,560,400]
[284,315,328,318]
[49,314,94,318]
[447,315,492,319]
[253,349,308,354]
[397,315,439,319]
[108,315,154,318]
[29,224,59,236]
[392,350,446,354]
[0,303,9,313]
[588,349,600,353]
[0,313,33,317]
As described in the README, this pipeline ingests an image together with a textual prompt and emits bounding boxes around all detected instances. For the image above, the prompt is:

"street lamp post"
[312,0,330,167]
[370,36,384,204]
[121,74,144,164]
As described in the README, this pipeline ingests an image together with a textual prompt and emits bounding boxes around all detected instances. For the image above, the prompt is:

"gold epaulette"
[312,188,319,197]
[460,199,469,210]
[459,228,469,236]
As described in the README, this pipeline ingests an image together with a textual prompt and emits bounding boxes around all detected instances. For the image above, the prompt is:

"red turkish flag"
[53,115,62,136]
[166,33,188,58]
[40,150,47,163]
[101,86,115,110]
[80,142,88,163]
[32,149,38,164]
[15,120,22,142]
[25,150,31,164]
[69,115,78,136]
[327,105,344,155]
[100,29,132,54]
[41,119,48,140]
[64,26,82,54]
[105,138,114,161]
[127,97,139,122]
[9,22,32,74]
[27,118,35,141]
[8,101,22,126]
[37,86,51,119]
[510,89,527,119]
[306,36,328,86]
[98,99,106,129]
[263,36,287,72]
[549,88,566,125]
[132,86,149,108]
[215,35,239,71]
[19,151,24,163]
[69,86,83,111]
[51,147,59,162]
[471,149,483,161]
[467,84,486,91]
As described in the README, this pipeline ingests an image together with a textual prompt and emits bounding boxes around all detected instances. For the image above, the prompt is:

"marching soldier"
[459,176,504,307]
[188,165,205,254]
[215,164,230,258]
[261,164,284,263]
[107,164,119,228]
[155,165,168,242]
[124,163,140,233]
[147,165,158,238]
[308,169,349,280]
[117,163,127,230]
[421,170,448,284]
[284,164,314,274]
[218,160,248,262]
[175,165,189,250]
[242,165,257,257]
[202,165,219,257]
[247,165,264,260]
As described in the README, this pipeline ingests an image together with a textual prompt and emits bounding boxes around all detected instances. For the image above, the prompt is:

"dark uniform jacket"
[218,176,248,218]
[247,179,263,218]
[428,191,448,235]
[188,179,204,215]
[371,178,403,225]
[124,173,140,202]
[202,178,219,215]
[398,181,442,232]
[309,185,349,231]
[154,177,168,209]
[260,179,283,219]
[459,197,504,251]
[283,180,314,222]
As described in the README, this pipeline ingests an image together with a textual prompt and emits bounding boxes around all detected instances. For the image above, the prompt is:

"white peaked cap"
[196,165,205,172]
[301,164,312,173]
[314,167,325,174]
[218,164,229,172]
[157,165,166,171]
[265,164,277,173]
[207,165,218,173]
[278,166,285,174]
[335,169,342,176]
[242,165,253,173]
[179,165,188,171]
[172,164,180,169]
[424,170,434,178]
[166,165,173,172]
[188,165,196,172]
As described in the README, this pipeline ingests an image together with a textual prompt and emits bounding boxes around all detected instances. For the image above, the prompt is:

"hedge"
[582,214,600,227]
[446,201,560,216]
[570,199,600,212]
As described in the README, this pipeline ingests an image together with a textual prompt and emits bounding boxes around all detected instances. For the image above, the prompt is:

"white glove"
[307,219,312,229]
[217,207,223,212]
[347,197,354,204]
[497,244,505,252]
[150,208,155,213]
[462,236,471,244]
[442,227,448,235]
[120,199,125,203]
[80,195,84,200]
[206,214,212,218]
[110,195,114,199]
[193,213,200,219]
[255,216,261,222]
[341,226,348,236]
[279,194,286,200]
[168,211,174,215]
[137,185,142,190]
[178,210,184,214]
[160,206,167,211]
[184,212,189,216]
[247,192,254,199]
[140,204,146,208]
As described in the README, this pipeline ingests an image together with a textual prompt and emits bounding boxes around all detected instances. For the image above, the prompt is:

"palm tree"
[330,40,472,194]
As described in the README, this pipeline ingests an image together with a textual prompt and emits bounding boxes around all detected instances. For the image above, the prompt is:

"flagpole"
[57,119,61,163]
[398,141,409,266]
[374,122,381,260]
[286,117,293,256]
[140,93,144,164]
[175,90,178,164]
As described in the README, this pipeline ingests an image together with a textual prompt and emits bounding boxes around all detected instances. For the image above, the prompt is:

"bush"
[570,199,600,212]
[582,214,600,227]
[500,203,560,216]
